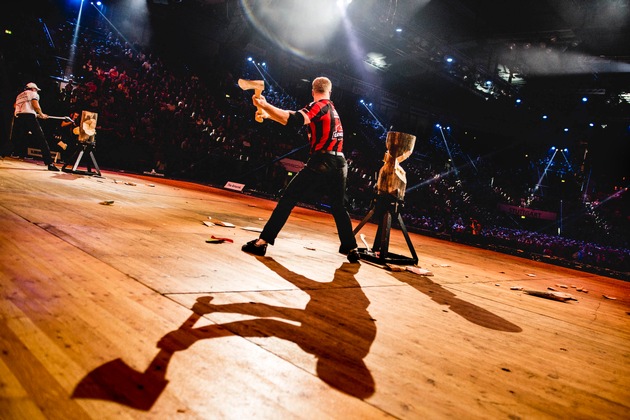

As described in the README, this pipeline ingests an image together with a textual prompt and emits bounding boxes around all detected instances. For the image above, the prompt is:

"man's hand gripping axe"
[238,79,266,123]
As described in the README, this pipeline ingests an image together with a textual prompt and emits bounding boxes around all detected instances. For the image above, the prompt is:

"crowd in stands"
[5,12,629,278]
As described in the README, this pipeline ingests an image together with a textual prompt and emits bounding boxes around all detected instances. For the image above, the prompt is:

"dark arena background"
[0,1,629,419]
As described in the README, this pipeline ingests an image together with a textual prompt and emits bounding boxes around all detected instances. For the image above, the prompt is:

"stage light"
[445,56,453,63]
[564,128,569,132]
[515,98,521,104]
[542,115,548,119]
[589,122,594,127]
[395,28,403,33]
[247,57,253,62]
[582,97,588,102]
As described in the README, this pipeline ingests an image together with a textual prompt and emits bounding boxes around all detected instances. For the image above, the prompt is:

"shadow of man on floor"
[389,270,522,332]
[72,259,376,410]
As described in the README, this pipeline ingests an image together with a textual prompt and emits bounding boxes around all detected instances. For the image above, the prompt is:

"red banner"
[497,203,557,220]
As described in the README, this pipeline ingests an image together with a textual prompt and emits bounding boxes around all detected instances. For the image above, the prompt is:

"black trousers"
[4,113,54,165]
[260,153,358,251]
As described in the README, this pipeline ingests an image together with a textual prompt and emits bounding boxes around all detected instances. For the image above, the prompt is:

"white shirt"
[14,90,39,115]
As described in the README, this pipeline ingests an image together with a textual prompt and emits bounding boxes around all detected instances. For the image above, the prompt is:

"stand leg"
[62,148,80,171]
[397,213,418,263]
[374,211,392,256]
[352,207,376,236]
[89,151,102,177]
[72,150,85,172]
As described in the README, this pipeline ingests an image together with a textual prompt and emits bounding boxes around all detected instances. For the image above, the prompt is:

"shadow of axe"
[238,78,266,122]
[72,309,205,410]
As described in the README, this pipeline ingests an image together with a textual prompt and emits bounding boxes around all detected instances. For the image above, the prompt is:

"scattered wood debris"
[524,289,577,302]
[405,266,434,276]
[241,226,263,232]
[207,217,234,227]
[385,263,406,272]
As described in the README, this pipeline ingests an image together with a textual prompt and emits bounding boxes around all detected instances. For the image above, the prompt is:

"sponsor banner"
[224,181,245,192]
[497,203,557,220]
[280,158,305,173]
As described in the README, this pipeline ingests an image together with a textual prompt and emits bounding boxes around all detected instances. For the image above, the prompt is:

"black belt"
[315,150,344,157]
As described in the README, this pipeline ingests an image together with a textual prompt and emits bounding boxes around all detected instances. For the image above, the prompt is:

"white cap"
[25,82,41,91]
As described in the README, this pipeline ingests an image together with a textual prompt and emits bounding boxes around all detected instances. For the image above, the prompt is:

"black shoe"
[242,239,267,256]
[347,248,361,263]
[48,164,60,172]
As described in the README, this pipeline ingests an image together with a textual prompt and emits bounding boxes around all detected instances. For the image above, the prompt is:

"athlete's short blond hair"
[312,77,332,94]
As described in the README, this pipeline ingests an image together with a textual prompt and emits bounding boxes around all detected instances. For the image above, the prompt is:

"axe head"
[238,79,264,94]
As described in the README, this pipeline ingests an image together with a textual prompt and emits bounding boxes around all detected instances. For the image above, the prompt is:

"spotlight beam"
[438,125,459,178]
[361,101,386,132]
[530,147,559,203]
[91,2,137,55]
[560,149,574,172]
[65,0,86,80]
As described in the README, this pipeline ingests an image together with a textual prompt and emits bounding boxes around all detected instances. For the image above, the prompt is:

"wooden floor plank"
[0,158,628,419]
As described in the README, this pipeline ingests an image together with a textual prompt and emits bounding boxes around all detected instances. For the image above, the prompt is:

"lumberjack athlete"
[241,76,360,263]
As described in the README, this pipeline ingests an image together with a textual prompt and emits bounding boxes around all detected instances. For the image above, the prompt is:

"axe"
[238,79,266,123]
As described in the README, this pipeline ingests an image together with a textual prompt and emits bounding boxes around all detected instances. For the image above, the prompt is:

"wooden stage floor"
[1,158,629,419]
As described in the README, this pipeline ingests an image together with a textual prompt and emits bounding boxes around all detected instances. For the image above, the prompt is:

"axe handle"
[254,88,263,123]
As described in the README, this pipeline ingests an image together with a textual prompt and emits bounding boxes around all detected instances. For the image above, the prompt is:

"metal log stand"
[61,111,102,177]
[62,140,101,177]
[353,131,418,266]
